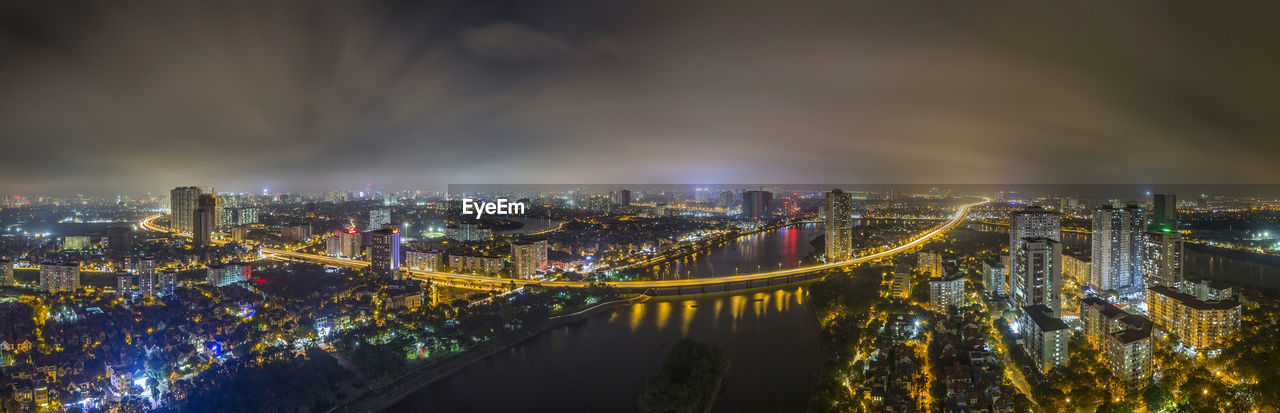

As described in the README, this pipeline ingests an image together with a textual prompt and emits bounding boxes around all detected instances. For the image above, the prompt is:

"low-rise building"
[207,262,251,287]
[39,262,80,293]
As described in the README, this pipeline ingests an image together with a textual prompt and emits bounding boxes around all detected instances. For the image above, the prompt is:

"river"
[389,287,820,412]
[641,222,827,280]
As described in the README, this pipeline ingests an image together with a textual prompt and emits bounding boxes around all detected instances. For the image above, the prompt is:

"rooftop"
[1021,305,1068,331]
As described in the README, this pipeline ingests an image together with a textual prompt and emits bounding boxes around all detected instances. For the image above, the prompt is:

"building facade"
[1147,286,1240,351]
[405,250,443,271]
[1079,297,1153,383]
[917,251,944,278]
[39,262,80,293]
[825,189,854,262]
[1013,238,1063,316]
[206,262,251,287]
[1020,305,1069,373]
[981,259,1006,297]
[169,186,201,234]
[511,240,549,279]
[1090,203,1146,293]
[929,274,965,311]
[369,228,402,278]
[1142,230,1183,288]
[138,256,157,297]
[741,190,773,219]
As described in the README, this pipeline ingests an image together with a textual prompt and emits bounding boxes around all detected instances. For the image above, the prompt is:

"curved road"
[140,198,987,291]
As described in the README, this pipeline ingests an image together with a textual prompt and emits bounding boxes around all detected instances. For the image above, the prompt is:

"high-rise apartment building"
[0,260,12,287]
[1009,206,1061,309]
[929,274,966,312]
[1009,206,1061,256]
[170,186,201,234]
[281,223,312,241]
[1079,297,1153,382]
[612,189,631,206]
[741,191,773,219]
[981,259,1006,297]
[405,250,443,271]
[193,194,219,247]
[1143,230,1184,288]
[1062,250,1091,285]
[115,272,133,298]
[138,256,158,297]
[511,240,549,279]
[369,227,402,278]
[1147,286,1240,351]
[107,224,133,255]
[718,190,735,209]
[824,189,853,262]
[326,229,362,258]
[917,251,944,278]
[1020,305,1070,373]
[1013,238,1063,316]
[39,262,80,293]
[890,266,912,298]
[1091,203,1146,293]
[368,208,391,231]
[1149,193,1177,232]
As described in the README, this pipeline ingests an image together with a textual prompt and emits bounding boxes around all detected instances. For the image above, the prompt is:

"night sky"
[2,0,1279,195]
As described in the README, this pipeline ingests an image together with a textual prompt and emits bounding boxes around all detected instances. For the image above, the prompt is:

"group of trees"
[806,265,892,412]
[159,348,349,412]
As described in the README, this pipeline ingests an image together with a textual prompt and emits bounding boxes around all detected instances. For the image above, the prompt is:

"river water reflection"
[390,287,820,412]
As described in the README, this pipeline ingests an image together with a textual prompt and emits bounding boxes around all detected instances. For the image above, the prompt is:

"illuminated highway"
[140,198,986,293]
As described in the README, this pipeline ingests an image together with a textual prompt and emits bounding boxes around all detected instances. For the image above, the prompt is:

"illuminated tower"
[824,189,854,262]
[370,227,402,278]
[193,194,219,247]
[1090,203,1146,293]
[169,186,201,234]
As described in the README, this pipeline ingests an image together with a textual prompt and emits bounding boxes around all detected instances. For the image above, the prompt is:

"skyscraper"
[718,190,735,209]
[929,274,966,312]
[368,208,391,231]
[1090,203,1146,293]
[741,190,773,219]
[115,272,133,298]
[193,194,219,247]
[612,189,631,207]
[138,256,157,297]
[1013,238,1062,316]
[511,240,549,279]
[1149,193,1177,232]
[107,224,133,255]
[0,260,13,287]
[369,227,402,278]
[824,189,853,262]
[1009,206,1060,306]
[169,186,201,234]
[1143,231,1184,288]
[1009,206,1061,255]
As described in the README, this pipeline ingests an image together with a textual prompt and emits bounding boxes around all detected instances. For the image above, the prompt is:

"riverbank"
[333,294,649,412]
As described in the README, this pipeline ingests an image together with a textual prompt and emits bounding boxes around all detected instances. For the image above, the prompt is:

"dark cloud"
[1,0,1278,196]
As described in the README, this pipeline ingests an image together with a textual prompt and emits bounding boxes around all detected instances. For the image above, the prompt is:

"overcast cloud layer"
[2,0,1279,195]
